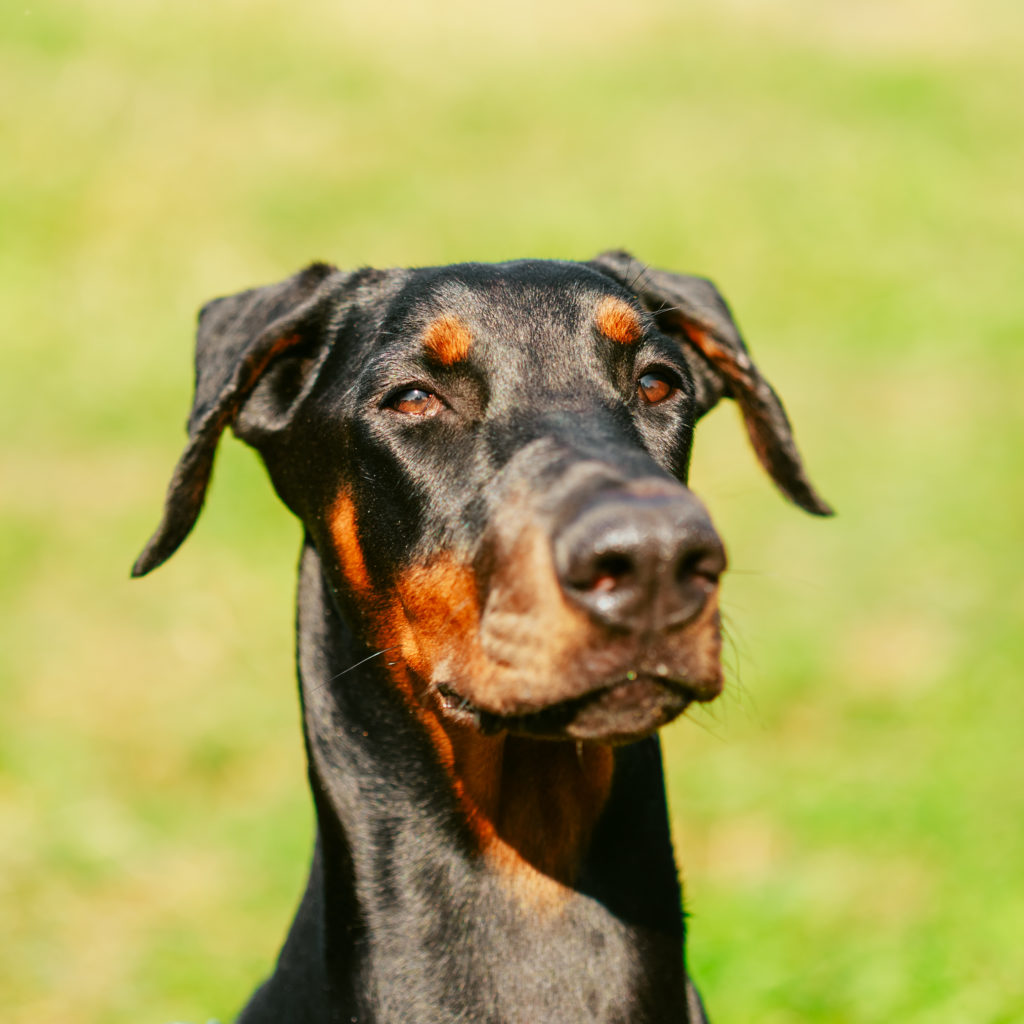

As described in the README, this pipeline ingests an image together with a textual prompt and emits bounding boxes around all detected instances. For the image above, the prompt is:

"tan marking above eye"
[422,314,473,365]
[638,372,674,405]
[595,296,643,345]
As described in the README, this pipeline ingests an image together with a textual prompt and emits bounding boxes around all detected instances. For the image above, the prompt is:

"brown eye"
[637,372,675,405]
[389,388,443,417]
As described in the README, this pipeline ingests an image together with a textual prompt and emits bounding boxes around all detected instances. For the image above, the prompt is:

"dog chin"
[438,674,713,745]
[558,676,695,743]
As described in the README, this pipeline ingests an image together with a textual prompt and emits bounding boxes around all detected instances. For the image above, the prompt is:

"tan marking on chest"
[451,732,616,913]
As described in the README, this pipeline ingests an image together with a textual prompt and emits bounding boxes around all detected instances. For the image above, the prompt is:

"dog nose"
[554,491,726,632]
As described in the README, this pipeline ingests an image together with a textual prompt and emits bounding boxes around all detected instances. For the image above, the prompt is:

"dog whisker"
[626,259,652,293]
[313,645,399,691]
[681,706,727,743]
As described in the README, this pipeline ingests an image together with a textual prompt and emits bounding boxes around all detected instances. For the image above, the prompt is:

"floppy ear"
[590,249,833,517]
[132,261,344,577]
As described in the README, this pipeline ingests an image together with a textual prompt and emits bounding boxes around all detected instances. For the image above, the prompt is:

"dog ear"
[590,249,833,517]
[132,262,344,577]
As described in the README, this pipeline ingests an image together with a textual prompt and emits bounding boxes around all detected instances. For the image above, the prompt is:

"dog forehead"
[383,259,642,350]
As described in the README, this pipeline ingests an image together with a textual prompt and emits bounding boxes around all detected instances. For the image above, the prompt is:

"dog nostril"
[675,547,723,586]
[586,553,634,593]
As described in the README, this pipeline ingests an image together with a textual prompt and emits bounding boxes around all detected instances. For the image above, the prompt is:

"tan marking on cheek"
[595,296,643,345]
[328,490,372,598]
[421,483,590,717]
[389,555,484,679]
[422,314,473,365]
[373,557,491,789]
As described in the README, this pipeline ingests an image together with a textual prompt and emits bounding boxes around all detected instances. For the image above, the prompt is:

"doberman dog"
[133,250,830,1023]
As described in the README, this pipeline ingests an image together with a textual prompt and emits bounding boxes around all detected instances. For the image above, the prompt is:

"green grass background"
[2,1,1022,1021]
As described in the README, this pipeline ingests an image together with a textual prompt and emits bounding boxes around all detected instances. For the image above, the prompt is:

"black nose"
[554,489,726,632]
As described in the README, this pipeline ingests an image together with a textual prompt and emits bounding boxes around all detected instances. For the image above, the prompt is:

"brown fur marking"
[595,296,643,345]
[328,490,373,599]
[679,322,752,389]
[422,314,473,365]
[489,739,614,887]
[445,723,615,908]
[353,551,614,901]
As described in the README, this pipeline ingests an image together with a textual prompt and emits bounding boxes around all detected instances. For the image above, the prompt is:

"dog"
[134,250,831,1023]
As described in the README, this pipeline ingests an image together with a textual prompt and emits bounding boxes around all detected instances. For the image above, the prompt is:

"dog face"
[134,252,830,745]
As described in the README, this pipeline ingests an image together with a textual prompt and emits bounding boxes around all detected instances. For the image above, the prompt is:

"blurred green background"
[2,0,1022,1021]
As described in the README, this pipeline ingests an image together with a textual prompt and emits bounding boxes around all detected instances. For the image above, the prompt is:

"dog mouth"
[435,672,708,744]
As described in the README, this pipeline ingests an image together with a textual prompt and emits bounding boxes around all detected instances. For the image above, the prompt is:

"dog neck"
[256,541,693,1022]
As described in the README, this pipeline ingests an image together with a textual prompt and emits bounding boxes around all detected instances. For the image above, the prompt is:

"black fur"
[135,252,831,1022]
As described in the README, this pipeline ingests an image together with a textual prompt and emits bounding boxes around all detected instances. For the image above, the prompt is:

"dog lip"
[434,673,699,738]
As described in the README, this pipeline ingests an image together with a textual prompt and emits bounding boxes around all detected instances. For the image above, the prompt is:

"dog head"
[135,252,830,745]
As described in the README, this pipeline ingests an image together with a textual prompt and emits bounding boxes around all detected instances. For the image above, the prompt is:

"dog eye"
[637,371,676,405]
[387,387,443,417]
